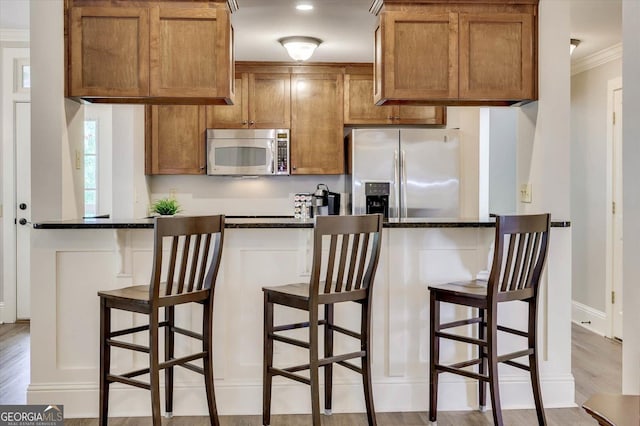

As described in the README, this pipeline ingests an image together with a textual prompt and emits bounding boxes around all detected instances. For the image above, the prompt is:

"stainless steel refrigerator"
[348,128,460,219]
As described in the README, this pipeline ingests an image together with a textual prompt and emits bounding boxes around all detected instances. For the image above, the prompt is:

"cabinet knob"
[387,116,393,120]
[249,120,255,125]
[394,116,400,120]
[292,166,296,171]
[241,120,248,125]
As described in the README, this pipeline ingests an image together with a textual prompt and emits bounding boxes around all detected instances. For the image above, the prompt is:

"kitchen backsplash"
[149,175,348,217]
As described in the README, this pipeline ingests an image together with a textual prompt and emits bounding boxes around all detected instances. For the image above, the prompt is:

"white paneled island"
[28,217,573,418]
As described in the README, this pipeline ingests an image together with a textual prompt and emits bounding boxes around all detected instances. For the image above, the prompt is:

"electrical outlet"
[520,183,532,203]
[169,188,177,199]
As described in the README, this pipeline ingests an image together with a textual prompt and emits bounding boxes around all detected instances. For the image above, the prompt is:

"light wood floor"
[0,323,620,425]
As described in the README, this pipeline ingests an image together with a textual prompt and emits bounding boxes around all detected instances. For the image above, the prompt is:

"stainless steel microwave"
[206,129,290,175]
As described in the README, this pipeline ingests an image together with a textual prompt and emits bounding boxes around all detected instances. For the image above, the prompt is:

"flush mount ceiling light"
[570,38,581,55]
[296,4,314,11]
[279,36,322,62]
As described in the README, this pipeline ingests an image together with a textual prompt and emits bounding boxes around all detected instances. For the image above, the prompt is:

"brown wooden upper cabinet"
[373,0,538,106]
[345,73,446,125]
[66,0,234,104]
[145,105,206,175]
[291,73,344,175]
[207,73,291,129]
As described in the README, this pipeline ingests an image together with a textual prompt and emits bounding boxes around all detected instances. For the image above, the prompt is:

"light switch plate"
[520,183,532,203]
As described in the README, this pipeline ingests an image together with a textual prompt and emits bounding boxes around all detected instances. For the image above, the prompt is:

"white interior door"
[612,88,623,340]
[16,101,31,320]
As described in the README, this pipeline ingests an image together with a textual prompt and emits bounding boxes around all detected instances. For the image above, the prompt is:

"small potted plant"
[150,197,181,216]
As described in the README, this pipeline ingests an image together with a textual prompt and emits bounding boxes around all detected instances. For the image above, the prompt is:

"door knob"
[19,218,27,225]
[19,203,27,210]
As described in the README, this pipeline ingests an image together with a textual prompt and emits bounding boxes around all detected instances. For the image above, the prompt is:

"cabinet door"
[345,74,394,124]
[250,73,291,129]
[376,11,458,103]
[207,74,248,128]
[396,105,446,125]
[150,6,233,99]
[459,12,535,100]
[69,7,149,97]
[291,74,344,175]
[147,105,206,175]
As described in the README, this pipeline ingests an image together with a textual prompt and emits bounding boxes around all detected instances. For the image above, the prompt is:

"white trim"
[28,375,576,418]
[0,29,29,43]
[571,43,623,76]
[605,77,623,339]
[0,302,4,324]
[572,300,607,336]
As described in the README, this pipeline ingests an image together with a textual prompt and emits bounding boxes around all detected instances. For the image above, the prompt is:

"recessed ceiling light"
[296,4,314,11]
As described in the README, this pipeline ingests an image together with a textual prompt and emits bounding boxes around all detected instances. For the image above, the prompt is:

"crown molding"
[0,29,29,43]
[571,43,622,76]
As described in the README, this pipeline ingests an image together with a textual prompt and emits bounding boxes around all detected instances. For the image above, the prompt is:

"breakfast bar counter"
[27,218,574,418]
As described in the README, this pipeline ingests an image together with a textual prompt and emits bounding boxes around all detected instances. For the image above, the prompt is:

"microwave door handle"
[268,140,275,174]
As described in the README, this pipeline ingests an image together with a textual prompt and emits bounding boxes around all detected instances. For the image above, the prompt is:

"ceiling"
[0,0,623,62]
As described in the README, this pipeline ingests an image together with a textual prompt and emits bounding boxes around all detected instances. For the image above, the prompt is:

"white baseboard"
[572,300,607,336]
[0,302,4,324]
[28,375,575,418]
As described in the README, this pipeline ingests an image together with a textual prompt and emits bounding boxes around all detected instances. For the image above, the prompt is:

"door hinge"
[612,291,616,304]
[613,201,616,214]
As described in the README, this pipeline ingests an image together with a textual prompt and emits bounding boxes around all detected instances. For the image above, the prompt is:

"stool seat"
[582,394,640,426]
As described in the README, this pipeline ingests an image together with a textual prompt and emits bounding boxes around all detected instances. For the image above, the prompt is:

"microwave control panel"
[275,131,290,174]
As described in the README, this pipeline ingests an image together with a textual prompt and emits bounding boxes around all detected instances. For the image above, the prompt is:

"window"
[84,120,98,217]
[14,58,30,93]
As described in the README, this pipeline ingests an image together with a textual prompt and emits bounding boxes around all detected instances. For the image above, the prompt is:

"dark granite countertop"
[32,216,571,229]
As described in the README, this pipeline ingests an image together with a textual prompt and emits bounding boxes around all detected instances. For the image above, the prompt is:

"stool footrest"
[498,349,533,363]
[159,352,207,370]
[435,364,489,382]
[439,317,482,330]
[450,358,483,369]
[270,367,311,385]
[121,367,151,379]
[107,339,150,353]
[497,325,528,338]
[273,321,311,332]
[337,360,362,374]
[172,326,203,341]
[181,362,204,375]
[435,331,486,347]
[503,360,531,371]
[107,374,151,390]
[319,351,365,367]
[271,333,310,349]
[329,324,361,340]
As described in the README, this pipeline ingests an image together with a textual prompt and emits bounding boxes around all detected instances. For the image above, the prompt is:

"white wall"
[488,108,517,215]
[570,58,621,315]
[622,0,640,395]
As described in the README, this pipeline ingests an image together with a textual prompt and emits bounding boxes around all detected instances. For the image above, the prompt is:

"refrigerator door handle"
[401,149,407,219]
[394,149,400,219]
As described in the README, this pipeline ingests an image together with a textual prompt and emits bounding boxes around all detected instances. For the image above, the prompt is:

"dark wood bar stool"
[428,214,551,426]
[98,215,225,426]
[262,214,384,426]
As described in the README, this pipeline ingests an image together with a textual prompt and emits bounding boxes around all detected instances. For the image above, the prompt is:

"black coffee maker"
[313,184,341,216]
[365,182,389,219]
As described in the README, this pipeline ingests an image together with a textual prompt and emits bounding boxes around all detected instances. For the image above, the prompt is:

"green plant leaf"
[151,197,181,215]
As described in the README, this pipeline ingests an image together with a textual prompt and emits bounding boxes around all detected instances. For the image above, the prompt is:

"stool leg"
[428,292,440,424]
[203,302,220,426]
[324,304,334,415]
[165,306,175,417]
[487,307,503,426]
[361,298,377,426]
[263,294,274,426]
[149,310,162,426]
[99,298,110,426]
[478,308,487,412]
[309,304,321,426]
[528,301,547,425]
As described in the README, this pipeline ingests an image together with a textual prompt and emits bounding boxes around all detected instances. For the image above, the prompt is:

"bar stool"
[262,214,384,426]
[98,215,225,426]
[428,214,550,426]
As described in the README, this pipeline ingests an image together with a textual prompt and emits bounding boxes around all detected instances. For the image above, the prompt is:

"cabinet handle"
[241,120,248,125]
[249,120,255,125]
[387,116,393,120]
[292,166,296,171]
[394,116,400,120]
